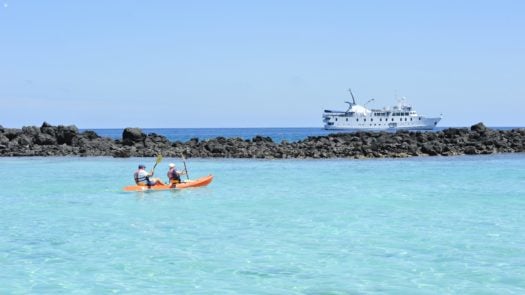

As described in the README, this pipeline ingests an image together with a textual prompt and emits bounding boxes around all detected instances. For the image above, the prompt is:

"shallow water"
[1,155,524,293]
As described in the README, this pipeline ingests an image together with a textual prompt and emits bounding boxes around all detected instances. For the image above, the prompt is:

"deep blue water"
[83,127,522,143]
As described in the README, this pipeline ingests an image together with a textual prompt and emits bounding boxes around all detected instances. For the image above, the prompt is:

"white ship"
[323,89,442,131]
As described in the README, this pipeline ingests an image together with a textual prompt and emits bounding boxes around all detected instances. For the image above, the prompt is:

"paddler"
[167,163,185,187]
[134,164,164,187]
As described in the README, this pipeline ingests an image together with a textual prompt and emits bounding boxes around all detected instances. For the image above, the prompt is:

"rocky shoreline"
[1,122,524,158]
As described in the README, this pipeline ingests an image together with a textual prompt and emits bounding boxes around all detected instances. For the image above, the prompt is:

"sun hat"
[169,163,175,168]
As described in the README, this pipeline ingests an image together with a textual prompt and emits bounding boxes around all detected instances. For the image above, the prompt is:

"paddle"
[181,154,190,180]
[151,153,163,174]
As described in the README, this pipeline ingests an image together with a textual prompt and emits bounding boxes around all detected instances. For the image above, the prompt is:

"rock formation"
[1,122,524,159]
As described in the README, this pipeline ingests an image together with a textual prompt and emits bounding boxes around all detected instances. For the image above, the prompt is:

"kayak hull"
[123,175,213,192]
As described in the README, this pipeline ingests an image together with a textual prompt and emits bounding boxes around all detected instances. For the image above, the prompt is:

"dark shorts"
[137,180,156,187]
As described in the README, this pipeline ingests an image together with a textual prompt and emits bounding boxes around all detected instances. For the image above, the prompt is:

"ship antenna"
[364,98,375,107]
[348,88,356,105]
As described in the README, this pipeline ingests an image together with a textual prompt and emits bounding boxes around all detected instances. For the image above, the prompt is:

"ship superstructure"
[323,89,442,130]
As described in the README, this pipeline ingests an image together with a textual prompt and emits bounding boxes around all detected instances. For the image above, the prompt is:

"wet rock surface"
[1,122,524,158]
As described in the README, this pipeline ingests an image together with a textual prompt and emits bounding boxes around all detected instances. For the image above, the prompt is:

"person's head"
[138,164,146,169]
[169,163,175,169]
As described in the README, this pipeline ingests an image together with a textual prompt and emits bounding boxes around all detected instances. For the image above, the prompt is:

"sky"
[1,0,524,128]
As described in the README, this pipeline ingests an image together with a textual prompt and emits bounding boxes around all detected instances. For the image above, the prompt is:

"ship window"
[356,118,359,122]
[410,118,412,121]
[335,118,338,121]
[346,118,348,121]
[405,118,407,121]
[392,118,394,121]
[371,118,373,122]
[419,117,421,120]
[380,118,382,121]
[400,118,402,121]
[364,118,366,122]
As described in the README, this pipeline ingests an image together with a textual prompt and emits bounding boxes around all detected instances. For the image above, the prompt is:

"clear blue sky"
[1,0,524,128]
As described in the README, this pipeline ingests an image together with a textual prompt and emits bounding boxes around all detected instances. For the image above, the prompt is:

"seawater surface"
[1,155,524,293]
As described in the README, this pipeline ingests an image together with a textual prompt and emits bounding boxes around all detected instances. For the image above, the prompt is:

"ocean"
[84,127,522,143]
[1,154,524,293]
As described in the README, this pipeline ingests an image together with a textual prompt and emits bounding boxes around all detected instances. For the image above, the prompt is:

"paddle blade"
[156,154,163,165]
[152,153,163,172]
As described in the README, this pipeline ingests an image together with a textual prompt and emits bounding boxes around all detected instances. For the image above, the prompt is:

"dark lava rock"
[56,125,79,145]
[3,128,22,140]
[471,122,487,132]
[2,121,525,158]
[252,135,273,143]
[81,130,100,140]
[122,128,146,146]
[113,147,132,158]
[35,133,57,145]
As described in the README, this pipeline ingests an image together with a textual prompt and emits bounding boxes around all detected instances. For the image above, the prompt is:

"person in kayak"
[167,163,185,187]
[134,164,164,187]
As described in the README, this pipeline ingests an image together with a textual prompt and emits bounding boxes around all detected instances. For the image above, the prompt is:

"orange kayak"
[122,175,213,192]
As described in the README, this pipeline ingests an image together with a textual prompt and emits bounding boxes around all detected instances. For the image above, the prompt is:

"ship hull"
[324,117,441,131]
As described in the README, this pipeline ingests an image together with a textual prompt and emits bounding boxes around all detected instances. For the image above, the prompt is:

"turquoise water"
[1,155,525,293]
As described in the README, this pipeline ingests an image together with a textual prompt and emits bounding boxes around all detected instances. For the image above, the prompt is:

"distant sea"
[84,127,522,143]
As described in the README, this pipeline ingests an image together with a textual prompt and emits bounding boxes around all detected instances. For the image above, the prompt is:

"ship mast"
[344,88,357,113]
[348,88,356,105]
